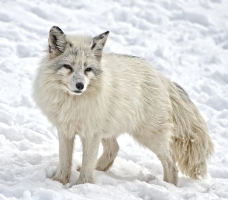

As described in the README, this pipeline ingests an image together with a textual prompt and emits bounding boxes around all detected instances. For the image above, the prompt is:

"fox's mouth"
[73,90,83,95]
[67,89,83,96]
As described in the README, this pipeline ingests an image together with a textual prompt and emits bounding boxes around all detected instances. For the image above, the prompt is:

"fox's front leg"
[77,134,101,184]
[52,131,75,184]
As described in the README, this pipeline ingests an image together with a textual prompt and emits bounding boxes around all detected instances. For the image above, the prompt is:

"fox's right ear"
[91,31,109,62]
[48,26,67,58]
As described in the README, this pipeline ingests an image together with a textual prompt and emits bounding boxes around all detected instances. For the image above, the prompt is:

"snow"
[0,0,228,199]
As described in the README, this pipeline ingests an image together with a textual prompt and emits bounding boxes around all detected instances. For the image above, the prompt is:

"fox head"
[47,26,109,95]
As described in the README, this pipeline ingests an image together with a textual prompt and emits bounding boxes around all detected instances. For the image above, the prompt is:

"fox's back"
[98,53,173,135]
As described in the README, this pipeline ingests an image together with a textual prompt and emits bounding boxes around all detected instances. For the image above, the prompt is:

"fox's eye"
[85,68,92,72]
[63,64,73,71]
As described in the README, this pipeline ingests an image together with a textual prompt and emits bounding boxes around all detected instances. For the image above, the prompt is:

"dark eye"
[85,67,92,72]
[63,64,73,71]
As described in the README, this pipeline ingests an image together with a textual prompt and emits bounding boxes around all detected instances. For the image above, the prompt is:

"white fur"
[33,27,213,186]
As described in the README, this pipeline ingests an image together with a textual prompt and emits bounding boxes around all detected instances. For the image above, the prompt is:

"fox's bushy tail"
[169,82,213,179]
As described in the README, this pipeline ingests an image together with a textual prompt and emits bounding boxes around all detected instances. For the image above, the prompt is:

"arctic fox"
[33,26,213,185]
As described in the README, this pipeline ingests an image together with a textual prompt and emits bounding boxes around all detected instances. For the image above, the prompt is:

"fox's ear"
[91,31,109,62]
[48,26,67,58]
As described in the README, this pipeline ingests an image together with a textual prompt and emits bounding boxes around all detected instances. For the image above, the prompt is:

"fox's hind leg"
[96,137,119,171]
[52,132,75,184]
[133,129,178,185]
[158,151,178,185]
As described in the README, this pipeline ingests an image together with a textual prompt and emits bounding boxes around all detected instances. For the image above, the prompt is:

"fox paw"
[96,160,114,172]
[51,167,70,185]
[76,172,94,185]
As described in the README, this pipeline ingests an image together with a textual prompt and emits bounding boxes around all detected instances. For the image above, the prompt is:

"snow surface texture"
[0,0,228,199]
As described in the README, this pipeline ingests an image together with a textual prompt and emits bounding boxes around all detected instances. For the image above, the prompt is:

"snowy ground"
[0,0,228,199]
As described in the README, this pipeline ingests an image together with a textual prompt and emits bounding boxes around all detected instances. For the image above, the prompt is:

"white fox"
[33,26,213,185]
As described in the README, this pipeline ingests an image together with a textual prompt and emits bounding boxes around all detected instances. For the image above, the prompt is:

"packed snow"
[0,0,228,199]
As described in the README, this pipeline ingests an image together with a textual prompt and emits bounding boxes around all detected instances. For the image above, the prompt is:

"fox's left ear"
[91,31,109,62]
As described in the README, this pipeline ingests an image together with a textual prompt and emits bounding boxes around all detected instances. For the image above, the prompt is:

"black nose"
[76,82,84,90]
